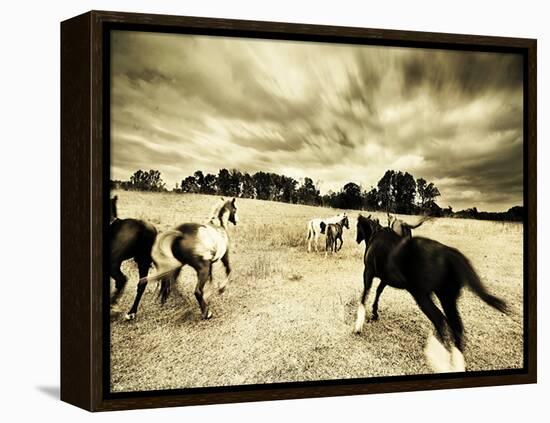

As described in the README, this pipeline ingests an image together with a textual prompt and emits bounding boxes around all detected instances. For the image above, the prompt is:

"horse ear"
[220,197,225,202]
[113,195,118,201]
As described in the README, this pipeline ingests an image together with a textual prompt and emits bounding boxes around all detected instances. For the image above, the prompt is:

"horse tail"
[306,221,312,240]
[149,230,185,304]
[450,250,509,314]
[404,215,433,230]
[157,267,182,304]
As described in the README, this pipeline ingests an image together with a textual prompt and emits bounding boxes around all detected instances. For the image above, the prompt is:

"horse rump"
[390,237,508,314]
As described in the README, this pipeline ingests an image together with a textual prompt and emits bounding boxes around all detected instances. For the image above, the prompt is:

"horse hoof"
[125,313,136,321]
[371,314,379,321]
[204,310,213,320]
[218,287,226,295]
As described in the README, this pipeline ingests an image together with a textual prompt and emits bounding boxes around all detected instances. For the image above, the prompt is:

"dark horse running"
[322,215,349,255]
[125,198,238,321]
[354,214,508,372]
[110,196,157,308]
[371,213,433,321]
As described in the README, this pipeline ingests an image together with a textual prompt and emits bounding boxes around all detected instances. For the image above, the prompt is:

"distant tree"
[424,182,441,206]
[393,171,416,214]
[180,175,199,193]
[227,169,243,197]
[252,172,272,200]
[377,170,395,211]
[217,168,232,196]
[339,182,362,209]
[194,170,205,192]
[281,175,298,203]
[241,172,256,198]
[506,206,524,221]
[416,178,427,206]
[202,173,217,194]
[442,205,453,217]
[296,177,321,205]
[129,169,166,191]
[363,187,379,210]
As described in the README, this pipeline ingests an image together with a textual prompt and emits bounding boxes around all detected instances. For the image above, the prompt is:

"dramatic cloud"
[111,31,524,211]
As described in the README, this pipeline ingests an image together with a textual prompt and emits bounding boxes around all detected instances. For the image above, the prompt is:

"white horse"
[306,212,347,252]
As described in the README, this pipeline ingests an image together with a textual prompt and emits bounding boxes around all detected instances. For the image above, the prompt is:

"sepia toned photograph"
[108,29,525,393]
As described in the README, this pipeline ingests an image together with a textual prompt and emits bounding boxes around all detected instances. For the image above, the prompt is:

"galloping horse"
[387,212,432,238]
[354,214,508,373]
[125,198,238,321]
[110,196,157,307]
[324,215,350,255]
[306,212,347,252]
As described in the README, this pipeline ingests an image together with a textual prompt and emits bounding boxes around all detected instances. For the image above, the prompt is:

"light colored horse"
[306,212,347,252]
[387,212,432,238]
[125,197,238,321]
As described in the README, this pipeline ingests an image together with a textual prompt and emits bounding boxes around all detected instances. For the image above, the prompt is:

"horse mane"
[208,198,230,227]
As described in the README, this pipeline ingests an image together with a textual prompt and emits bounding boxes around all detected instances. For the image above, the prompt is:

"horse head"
[357,214,378,244]
[226,198,238,226]
[342,215,350,229]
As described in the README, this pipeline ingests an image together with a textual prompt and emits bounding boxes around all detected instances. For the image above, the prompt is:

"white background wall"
[1,0,546,420]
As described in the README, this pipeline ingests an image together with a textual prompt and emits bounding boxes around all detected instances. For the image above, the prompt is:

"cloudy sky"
[111,30,523,212]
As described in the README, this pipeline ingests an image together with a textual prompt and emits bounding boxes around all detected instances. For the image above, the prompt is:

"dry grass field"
[110,190,524,393]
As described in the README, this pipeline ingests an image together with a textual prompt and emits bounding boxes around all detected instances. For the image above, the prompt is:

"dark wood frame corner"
[61,10,537,412]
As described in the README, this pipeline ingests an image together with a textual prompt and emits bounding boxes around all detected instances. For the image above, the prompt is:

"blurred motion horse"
[125,198,238,321]
[354,214,508,373]
[371,213,433,320]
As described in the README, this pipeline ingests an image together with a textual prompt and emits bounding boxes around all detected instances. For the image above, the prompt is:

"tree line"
[110,168,522,221]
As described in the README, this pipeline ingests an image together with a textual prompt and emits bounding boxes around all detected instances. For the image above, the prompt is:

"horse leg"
[438,293,465,371]
[371,281,387,321]
[354,268,374,333]
[413,293,455,373]
[337,235,343,252]
[194,262,213,319]
[219,251,231,294]
[110,261,127,307]
[125,257,152,321]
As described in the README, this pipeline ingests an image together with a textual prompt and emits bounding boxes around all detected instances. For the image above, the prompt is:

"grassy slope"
[110,191,524,392]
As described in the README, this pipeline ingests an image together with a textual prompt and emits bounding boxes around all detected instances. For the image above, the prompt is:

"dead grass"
[110,191,524,392]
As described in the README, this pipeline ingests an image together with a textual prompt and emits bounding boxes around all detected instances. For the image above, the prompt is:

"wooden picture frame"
[61,10,537,411]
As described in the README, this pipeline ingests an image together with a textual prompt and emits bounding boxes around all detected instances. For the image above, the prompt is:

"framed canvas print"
[60,10,537,411]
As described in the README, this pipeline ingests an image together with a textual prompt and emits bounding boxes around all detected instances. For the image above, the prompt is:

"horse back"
[173,223,228,264]
[111,218,157,261]
[364,229,406,284]
[387,236,459,291]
